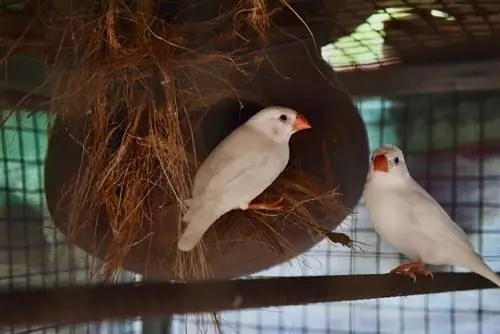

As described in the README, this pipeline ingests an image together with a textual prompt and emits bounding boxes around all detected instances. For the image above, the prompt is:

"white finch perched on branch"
[177,106,312,252]
[363,144,500,286]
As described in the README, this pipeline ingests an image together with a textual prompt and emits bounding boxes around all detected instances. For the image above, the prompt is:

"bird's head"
[245,106,311,143]
[369,144,410,180]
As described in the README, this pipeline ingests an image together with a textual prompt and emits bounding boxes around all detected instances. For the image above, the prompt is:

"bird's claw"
[403,271,417,283]
[391,267,416,283]
[414,267,434,280]
[248,195,285,211]
[390,260,434,283]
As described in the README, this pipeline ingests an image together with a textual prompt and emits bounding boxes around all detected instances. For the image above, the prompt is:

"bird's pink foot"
[390,259,434,283]
[248,195,284,211]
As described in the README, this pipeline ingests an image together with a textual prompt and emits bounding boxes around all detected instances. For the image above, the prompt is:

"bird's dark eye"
[394,157,400,164]
[279,114,288,122]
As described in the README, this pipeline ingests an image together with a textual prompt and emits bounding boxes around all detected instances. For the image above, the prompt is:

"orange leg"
[390,259,434,283]
[248,195,284,211]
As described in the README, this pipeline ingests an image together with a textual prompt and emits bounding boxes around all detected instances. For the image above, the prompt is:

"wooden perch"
[0,272,497,327]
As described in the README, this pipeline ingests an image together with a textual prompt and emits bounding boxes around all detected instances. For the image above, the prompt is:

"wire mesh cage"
[0,110,143,333]
[1,0,500,333]
[3,92,500,334]
[169,92,500,333]
[323,0,500,70]
[170,91,500,333]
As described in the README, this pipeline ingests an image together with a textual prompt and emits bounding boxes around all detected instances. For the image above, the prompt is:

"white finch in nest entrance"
[363,145,500,287]
[178,106,312,252]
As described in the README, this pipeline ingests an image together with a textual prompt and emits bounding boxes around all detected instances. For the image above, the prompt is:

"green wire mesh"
[0,110,142,334]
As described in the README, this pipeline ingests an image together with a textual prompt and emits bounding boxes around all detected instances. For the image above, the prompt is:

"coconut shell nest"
[39,0,369,281]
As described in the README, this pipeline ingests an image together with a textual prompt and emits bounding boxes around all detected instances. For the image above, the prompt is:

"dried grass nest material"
[43,0,359,281]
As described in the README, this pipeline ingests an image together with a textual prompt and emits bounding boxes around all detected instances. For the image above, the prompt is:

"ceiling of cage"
[324,0,500,71]
[1,0,499,75]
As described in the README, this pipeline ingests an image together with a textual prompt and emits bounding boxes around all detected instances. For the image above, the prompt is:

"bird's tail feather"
[458,253,500,288]
[178,203,223,252]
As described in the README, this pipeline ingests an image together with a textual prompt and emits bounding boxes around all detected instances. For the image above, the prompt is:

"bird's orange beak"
[373,154,389,173]
[293,113,312,132]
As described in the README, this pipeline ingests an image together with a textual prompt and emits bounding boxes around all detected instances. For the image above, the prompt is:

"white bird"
[177,106,312,252]
[363,144,500,286]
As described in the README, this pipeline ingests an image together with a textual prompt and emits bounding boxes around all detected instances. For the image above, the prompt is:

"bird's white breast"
[363,181,433,260]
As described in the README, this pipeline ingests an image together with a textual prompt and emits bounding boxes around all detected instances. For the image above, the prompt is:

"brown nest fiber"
[39,0,366,281]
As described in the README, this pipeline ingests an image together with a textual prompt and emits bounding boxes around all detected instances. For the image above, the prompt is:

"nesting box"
[44,36,369,280]
[41,0,370,280]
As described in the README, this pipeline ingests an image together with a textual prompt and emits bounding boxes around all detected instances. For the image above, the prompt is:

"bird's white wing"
[178,127,288,251]
[407,180,500,287]
[192,125,288,203]
[408,181,473,248]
